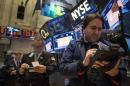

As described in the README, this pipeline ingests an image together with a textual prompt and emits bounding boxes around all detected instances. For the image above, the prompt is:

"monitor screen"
[102,0,130,30]
[56,36,73,48]
[45,42,52,52]
[41,1,69,18]
[44,37,53,52]
[47,14,73,36]
[54,31,74,50]
[106,10,120,30]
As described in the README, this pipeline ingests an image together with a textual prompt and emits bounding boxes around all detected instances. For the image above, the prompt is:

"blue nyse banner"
[70,0,98,26]
[40,0,98,39]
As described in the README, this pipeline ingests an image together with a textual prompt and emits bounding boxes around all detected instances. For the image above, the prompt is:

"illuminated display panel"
[0,26,36,39]
[102,0,130,30]
[70,0,98,26]
[44,37,53,52]
[56,36,73,49]
[47,14,73,35]
[41,2,68,18]
[45,42,52,52]
[106,10,120,30]
[54,31,74,50]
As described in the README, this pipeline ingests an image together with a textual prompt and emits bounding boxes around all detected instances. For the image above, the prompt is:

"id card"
[32,61,39,67]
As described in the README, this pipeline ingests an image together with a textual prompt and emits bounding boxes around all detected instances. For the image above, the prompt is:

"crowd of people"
[0,13,127,86]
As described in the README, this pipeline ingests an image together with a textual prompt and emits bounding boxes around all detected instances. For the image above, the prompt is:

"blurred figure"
[20,34,57,86]
[3,52,23,86]
[0,66,6,86]
[4,50,13,65]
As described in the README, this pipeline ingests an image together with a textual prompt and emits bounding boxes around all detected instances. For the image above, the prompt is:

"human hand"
[34,65,47,74]
[83,49,97,66]
[92,60,109,69]
[10,70,17,75]
[105,59,120,77]
[19,63,29,74]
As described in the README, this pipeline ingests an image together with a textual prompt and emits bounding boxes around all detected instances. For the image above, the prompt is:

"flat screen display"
[54,31,74,50]
[47,14,73,36]
[102,0,130,30]
[44,37,53,52]
[56,36,73,48]
[106,9,120,30]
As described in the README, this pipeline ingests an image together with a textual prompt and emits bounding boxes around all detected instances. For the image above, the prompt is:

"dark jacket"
[21,51,57,86]
[0,67,6,86]
[59,40,126,86]
[4,54,13,66]
[2,58,22,86]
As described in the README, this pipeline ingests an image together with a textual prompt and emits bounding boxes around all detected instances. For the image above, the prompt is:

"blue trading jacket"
[59,39,127,86]
[59,40,86,77]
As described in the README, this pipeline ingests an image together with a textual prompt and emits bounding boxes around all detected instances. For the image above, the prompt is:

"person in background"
[4,50,13,65]
[3,52,23,86]
[59,13,126,86]
[19,34,57,86]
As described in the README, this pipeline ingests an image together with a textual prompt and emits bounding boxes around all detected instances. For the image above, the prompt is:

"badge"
[51,57,55,61]
[32,61,39,67]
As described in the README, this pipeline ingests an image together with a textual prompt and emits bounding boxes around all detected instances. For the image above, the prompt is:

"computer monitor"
[56,36,72,48]
[47,14,73,35]
[102,0,120,30]
[53,31,74,50]
[45,42,52,52]
[44,37,53,52]
[102,0,130,30]
[105,9,120,30]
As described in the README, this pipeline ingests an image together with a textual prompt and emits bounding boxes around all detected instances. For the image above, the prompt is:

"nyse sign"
[70,0,97,26]
[71,0,91,21]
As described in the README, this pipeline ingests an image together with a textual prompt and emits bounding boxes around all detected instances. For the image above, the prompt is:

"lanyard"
[34,51,43,61]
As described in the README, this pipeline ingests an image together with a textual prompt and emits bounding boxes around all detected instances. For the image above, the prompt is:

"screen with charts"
[102,0,130,30]
[53,31,74,50]
[44,37,53,52]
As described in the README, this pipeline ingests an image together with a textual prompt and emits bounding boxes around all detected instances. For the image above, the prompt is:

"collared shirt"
[34,50,43,61]
[14,58,21,67]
